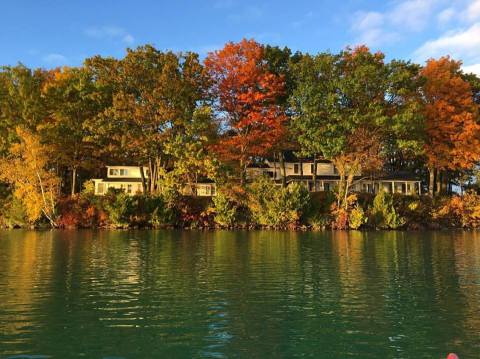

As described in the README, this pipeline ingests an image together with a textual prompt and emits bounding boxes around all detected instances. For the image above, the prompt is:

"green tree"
[290,47,388,205]
[85,45,212,194]
[41,66,104,195]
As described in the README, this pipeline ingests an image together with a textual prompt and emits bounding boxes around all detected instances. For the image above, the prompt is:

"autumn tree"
[84,46,212,194]
[0,128,60,226]
[421,57,480,196]
[0,65,49,156]
[291,47,390,205]
[205,39,287,183]
[41,66,104,195]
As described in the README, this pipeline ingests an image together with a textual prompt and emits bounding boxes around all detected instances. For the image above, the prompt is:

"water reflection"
[0,230,479,358]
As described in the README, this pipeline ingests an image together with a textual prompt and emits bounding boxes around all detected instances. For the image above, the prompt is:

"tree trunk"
[139,165,147,194]
[273,152,278,181]
[344,161,358,210]
[312,157,318,192]
[280,152,286,187]
[71,167,77,196]
[441,171,449,194]
[240,158,245,185]
[435,170,442,195]
[428,167,435,197]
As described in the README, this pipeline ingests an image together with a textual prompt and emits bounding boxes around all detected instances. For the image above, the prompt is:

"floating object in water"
[447,354,459,359]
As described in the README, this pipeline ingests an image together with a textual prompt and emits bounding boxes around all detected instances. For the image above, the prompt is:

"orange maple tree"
[205,39,287,182]
[421,57,480,195]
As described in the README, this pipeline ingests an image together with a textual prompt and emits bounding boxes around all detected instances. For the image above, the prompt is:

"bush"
[248,176,310,227]
[57,195,105,228]
[370,190,405,229]
[102,189,134,227]
[212,191,237,227]
[349,204,368,229]
[304,191,335,229]
[434,191,480,228]
[0,194,29,228]
[176,196,212,228]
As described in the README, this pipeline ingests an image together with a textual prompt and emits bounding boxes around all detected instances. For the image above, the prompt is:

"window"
[109,169,119,176]
[97,183,105,195]
[294,164,299,174]
[120,169,129,176]
[127,184,132,194]
[324,183,330,191]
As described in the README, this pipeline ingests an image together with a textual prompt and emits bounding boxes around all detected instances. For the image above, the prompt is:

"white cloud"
[84,25,135,45]
[463,63,480,75]
[413,23,480,61]
[42,53,68,65]
[464,0,480,22]
[353,11,384,31]
[437,7,456,25]
[351,0,438,46]
[389,0,437,31]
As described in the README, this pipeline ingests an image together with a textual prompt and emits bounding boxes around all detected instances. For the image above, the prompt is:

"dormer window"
[109,168,129,176]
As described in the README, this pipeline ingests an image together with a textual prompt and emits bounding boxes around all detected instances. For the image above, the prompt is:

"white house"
[92,166,216,197]
[92,166,148,196]
[93,157,421,197]
[247,154,422,195]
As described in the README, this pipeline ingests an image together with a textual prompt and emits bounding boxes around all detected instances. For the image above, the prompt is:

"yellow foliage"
[0,128,60,225]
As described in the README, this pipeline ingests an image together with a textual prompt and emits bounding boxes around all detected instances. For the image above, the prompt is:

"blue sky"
[2,0,480,74]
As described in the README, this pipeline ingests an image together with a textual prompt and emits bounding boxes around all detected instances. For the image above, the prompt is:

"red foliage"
[57,195,106,228]
[422,57,480,171]
[205,39,287,175]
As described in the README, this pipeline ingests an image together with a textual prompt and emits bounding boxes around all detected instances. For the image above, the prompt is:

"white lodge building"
[93,166,148,196]
[246,154,422,195]
[93,158,421,197]
[92,166,216,197]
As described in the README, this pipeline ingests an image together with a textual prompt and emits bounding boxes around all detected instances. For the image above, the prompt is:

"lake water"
[0,230,479,358]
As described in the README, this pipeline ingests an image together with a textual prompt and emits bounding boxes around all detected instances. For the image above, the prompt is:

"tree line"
[0,39,479,225]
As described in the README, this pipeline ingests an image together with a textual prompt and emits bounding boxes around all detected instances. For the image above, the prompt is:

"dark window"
[311,164,315,174]
[333,166,338,174]
[294,164,299,174]
[324,183,330,191]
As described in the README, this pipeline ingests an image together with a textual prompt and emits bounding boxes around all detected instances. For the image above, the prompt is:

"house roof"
[279,174,421,182]
[100,178,144,183]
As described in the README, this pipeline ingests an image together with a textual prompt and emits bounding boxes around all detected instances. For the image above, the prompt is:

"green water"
[0,231,479,358]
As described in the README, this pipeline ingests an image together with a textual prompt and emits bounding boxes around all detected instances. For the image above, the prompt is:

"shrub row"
[2,177,480,230]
